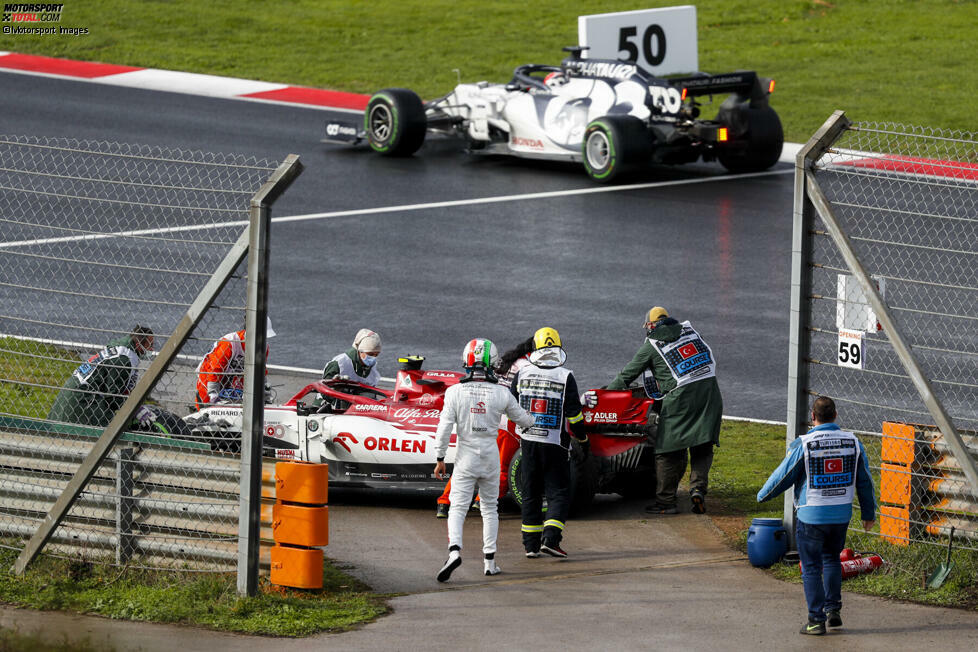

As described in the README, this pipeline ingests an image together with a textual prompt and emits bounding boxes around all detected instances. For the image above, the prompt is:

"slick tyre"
[717,105,784,173]
[582,115,651,183]
[364,88,426,156]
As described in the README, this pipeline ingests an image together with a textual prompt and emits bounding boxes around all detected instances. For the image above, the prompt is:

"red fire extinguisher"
[799,548,884,578]
[840,548,884,578]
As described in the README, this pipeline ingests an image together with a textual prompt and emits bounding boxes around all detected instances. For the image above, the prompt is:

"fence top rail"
[849,122,978,146]
[0,137,281,172]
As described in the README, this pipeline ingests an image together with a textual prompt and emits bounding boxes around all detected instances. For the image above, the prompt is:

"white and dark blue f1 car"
[324,46,783,182]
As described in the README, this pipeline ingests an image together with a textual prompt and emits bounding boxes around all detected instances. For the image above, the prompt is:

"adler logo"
[511,136,544,149]
[586,411,619,423]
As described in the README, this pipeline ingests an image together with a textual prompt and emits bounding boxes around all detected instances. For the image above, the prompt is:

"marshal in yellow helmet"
[533,326,562,350]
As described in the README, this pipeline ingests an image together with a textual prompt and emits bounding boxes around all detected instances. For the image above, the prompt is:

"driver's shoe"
[437,548,461,583]
[435,503,449,519]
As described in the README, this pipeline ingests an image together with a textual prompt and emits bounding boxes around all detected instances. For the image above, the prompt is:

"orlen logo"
[332,431,360,453]
[364,436,426,454]
[470,401,486,414]
[511,136,544,150]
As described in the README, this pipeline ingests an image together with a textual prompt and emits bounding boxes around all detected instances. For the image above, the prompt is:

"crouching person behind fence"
[433,338,535,582]
[48,325,156,428]
[756,396,876,636]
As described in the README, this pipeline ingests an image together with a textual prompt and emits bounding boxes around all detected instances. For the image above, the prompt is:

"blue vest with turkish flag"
[799,429,860,507]
[648,321,716,388]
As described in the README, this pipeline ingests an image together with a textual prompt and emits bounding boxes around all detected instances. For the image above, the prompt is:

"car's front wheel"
[582,115,651,183]
[364,88,426,156]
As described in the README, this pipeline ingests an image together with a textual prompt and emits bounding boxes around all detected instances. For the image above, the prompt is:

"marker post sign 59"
[578,5,698,76]
[838,328,865,370]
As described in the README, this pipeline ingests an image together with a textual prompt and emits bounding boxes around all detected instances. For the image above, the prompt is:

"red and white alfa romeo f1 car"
[183,357,657,510]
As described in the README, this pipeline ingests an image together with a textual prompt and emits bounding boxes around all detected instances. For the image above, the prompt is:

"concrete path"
[3,494,977,651]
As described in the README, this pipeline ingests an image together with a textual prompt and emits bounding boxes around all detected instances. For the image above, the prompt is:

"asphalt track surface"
[3,70,978,650]
[2,70,795,421]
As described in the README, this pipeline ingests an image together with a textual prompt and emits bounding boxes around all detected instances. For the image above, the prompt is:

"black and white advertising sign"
[578,5,698,76]
[838,328,865,370]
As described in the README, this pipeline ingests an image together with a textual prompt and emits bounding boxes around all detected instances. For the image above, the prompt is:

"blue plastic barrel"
[747,518,788,567]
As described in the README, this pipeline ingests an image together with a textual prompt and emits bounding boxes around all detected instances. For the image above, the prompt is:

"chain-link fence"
[788,113,978,576]
[0,136,299,584]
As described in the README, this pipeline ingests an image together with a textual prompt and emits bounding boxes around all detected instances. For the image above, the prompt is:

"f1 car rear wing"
[670,71,775,106]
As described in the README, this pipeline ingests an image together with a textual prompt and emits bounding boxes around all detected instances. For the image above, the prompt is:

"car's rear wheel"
[568,438,599,514]
[364,88,426,156]
[717,105,784,173]
[582,115,651,182]
[615,445,657,499]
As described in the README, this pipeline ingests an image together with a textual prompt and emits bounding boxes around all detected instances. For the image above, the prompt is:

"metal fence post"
[116,447,134,564]
[237,155,303,597]
[784,111,851,540]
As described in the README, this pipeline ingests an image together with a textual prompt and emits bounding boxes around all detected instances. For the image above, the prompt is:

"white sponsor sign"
[836,274,885,333]
[838,328,865,369]
[578,6,698,76]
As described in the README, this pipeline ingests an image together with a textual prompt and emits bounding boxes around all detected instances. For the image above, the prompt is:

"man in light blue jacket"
[757,396,876,636]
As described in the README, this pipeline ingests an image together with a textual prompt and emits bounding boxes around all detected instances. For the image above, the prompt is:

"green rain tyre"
[364,88,426,156]
[582,114,650,183]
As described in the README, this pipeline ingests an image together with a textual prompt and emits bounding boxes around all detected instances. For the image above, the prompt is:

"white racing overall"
[435,378,535,554]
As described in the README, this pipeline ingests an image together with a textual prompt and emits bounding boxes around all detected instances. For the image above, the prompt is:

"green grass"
[0,337,78,419]
[0,548,389,637]
[1,1,977,143]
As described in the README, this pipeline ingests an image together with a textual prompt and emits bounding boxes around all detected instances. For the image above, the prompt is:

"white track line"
[0,167,793,249]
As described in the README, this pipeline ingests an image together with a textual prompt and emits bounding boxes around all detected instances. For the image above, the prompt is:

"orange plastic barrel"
[272,503,329,547]
[275,461,328,505]
[270,544,323,589]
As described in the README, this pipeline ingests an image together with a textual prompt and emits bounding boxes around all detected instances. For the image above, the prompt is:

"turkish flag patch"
[824,457,843,473]
[531,398,548,413]
[678,343,698,359]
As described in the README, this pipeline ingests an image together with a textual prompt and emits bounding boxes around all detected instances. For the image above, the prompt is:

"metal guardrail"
[0,418,277,570]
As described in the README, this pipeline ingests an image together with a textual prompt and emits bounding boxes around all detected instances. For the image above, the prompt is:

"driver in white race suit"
[433,338,535,582]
